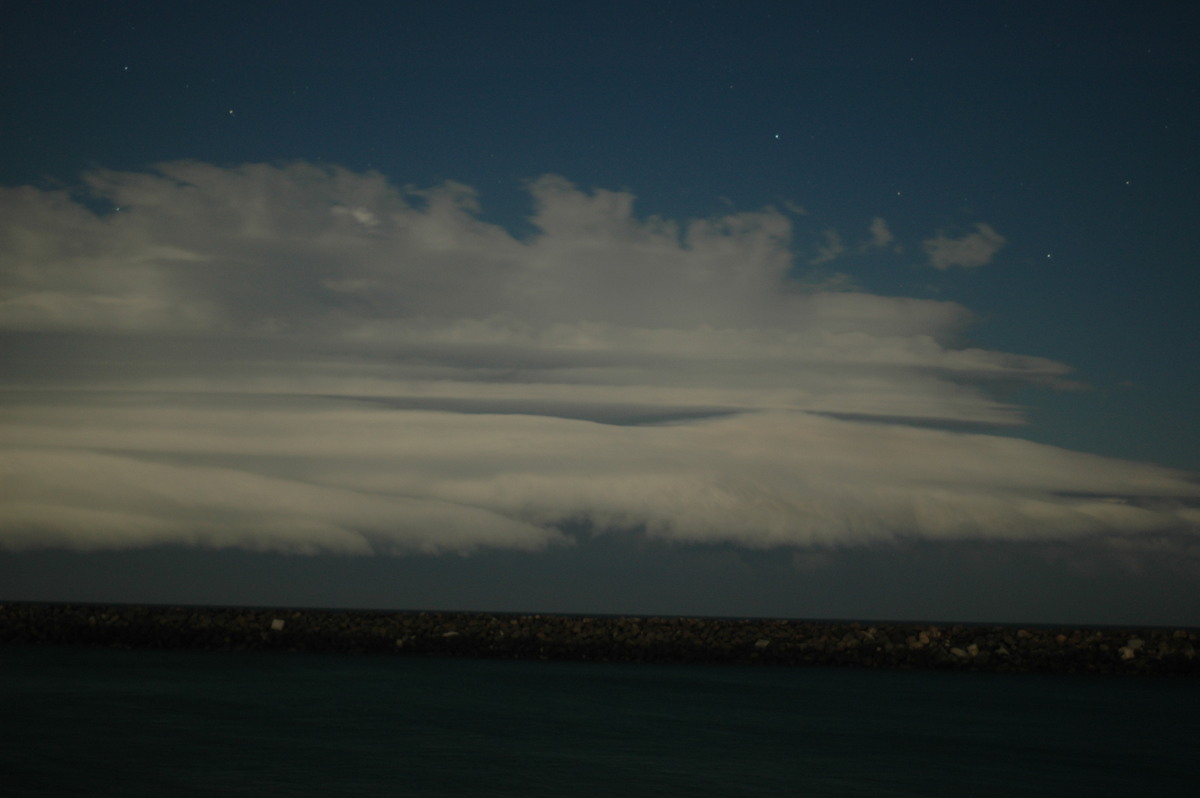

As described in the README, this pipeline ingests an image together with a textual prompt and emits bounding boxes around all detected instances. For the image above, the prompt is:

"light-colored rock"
[754,639,770,649]
[270,618,285,631]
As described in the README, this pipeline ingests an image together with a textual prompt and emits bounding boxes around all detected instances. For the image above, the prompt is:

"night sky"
[2,1,1198,625]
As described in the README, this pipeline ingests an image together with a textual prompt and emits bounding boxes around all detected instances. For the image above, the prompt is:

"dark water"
[2,645,1196,796]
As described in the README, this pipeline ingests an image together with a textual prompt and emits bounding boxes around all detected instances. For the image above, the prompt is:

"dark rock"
[1,602,1197,676]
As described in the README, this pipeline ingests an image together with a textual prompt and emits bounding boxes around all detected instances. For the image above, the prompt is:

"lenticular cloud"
[0,162,1196,555]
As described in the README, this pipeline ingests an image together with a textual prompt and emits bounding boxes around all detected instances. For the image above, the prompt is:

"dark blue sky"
[2,1,1198,623]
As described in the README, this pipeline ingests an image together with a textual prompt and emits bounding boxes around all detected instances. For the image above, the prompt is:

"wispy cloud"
[807,217,898,265]
[809,229,846,265]
[866,216,896,251]
[1,162,1195,556]
[923,223,1007,269]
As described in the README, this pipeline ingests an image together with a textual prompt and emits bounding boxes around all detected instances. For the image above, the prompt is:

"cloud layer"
[1,162,1196,555]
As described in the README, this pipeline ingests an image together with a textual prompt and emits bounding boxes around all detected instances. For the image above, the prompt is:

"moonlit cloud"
[1,162,1196,556]
[923,223,1007,269]
[866,217,896,251]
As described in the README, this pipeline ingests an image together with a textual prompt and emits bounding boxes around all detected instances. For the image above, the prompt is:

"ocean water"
[2,645,1196,797]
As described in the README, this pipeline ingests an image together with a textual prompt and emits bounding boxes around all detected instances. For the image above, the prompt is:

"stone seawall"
[1,602,1196,675]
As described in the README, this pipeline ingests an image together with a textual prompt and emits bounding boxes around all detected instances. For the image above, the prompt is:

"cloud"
[809,230,845,265]
[1,162,1195,556]
[923,223,1007,269]
[0,446,559,555]
[0,402,1195,555]
[866,217,896,250]
[807,217,897,265]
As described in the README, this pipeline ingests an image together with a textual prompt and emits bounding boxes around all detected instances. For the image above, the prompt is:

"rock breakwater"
[1,602,1196,675]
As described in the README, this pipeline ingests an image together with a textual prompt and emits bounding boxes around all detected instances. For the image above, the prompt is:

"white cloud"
[1,162,1194,556]
[0,403,1195,555]
[923,223,1007,269]
[0,444,560,555]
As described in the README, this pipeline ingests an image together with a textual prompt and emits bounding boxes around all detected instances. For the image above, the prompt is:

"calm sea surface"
[2,644,1196,796]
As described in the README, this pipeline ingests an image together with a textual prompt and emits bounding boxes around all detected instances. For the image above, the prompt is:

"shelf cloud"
[2,162,1196,556]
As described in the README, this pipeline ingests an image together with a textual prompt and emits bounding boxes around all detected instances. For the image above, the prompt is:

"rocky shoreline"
[1,602,1196,675]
